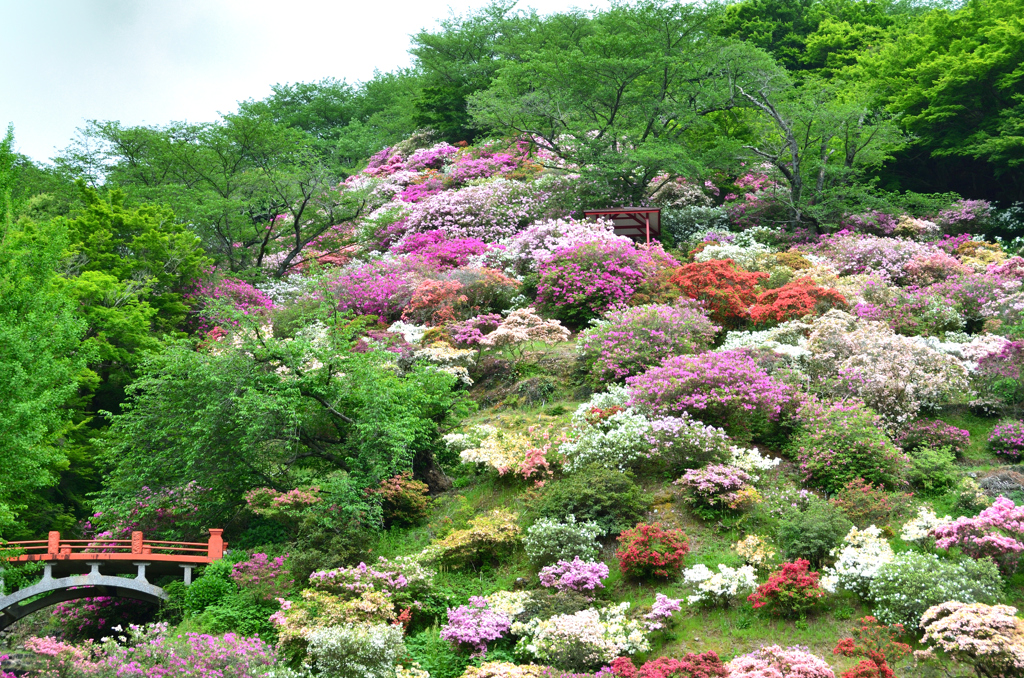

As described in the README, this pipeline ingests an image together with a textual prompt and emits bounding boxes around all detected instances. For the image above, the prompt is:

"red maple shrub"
[669,260,767,326]
[610,652,730,678]
[616,522,690,579]
[749,277,847,324]
[747,559,826,618]
[833,616,911,678]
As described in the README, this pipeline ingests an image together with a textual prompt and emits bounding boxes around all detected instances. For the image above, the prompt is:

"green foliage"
[196,591,280,640]
[533,464,652,536]
[907,446,961,495]
[406,626,472,678]
[184,573,236,616]
[777,497,852,568]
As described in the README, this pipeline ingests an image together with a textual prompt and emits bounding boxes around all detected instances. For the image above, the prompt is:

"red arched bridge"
[0,530,226,630]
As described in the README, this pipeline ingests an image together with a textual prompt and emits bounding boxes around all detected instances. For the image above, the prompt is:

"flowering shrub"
[642,593,684,631]
[693,239,774,270]
[441,597,513,657]
[827,477,914,528]
[645,414,732,475]
[989,420,1024,458]
[749,278,848,324]
[523,515,604,567]
[818,526,895,597]
[460,663,553,678]
[369,472,430,527]
[919,602,1024,676]
[931,496,1024,573]
[50,597,153,641]
[867,552,1003,628]
[332,259,411,320]
[611,651,730,678]
[309,556,434,606]
[626,350,795,434]
[670,259,767,326]
[422,509,521,566]
[747,560,827,618]
[190,275,276,319]
[305,623,406,678]
[903,251,968,285]
[489,217,621,275]
[893,419,970,457]
[899,506,953,544]
[683,563,758,606]
[733,535,777,570]
[477,307,571,359]
[808,233,931,283]
[977,342,1024,406]
[788,399,910,493]
[674,464,756,518]
[396,231,491,270]
[512,602,649,670]
[577,303,719,381]
[538,557,610,593]
[938,199,994,232]
[832,616,910,678]
[401,178,544,242]
[231,553,292,600]
[616,523,690,579]
[559,393,653,472]
[727,646,835,678]
[456,426,552,481]
[536,240,677,326]
[27,624,277,678]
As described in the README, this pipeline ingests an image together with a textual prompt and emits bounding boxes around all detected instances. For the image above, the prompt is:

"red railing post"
[47,531,60,555]
[131,531,144,555]
[207,529,224,560]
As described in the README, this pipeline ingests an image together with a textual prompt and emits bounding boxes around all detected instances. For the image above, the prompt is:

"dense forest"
[3,0,1024,676]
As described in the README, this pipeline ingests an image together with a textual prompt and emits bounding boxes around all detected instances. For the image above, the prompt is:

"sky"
[0,0,596,163]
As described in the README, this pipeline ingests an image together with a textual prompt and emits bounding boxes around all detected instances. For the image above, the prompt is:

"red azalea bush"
[616,522,690,579]
[747,559,827,618]
[370,472,430,527]
[610,651,729,678]
[626,349,795,434]
[402,279,468,325]
[749,278,847,324]
[833,616,910,678]
[537,240,678,326]
[893,418,970,457]
[828,477,915,529]
[670,259,767,326]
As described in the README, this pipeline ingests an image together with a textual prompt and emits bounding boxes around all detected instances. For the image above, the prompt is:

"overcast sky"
[1,0,596,163]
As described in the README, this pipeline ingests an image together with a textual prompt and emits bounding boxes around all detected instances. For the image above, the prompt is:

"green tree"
[470,1,780,204]
[0,204,90,534]
[94,306,473,533]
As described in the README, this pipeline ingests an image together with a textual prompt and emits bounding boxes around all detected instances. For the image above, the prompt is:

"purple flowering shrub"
[977,341,1024,405]
[626,349,795,435]
[394,229,490,270]
[402,178,546,242]
[788,398,910,493]
[536,241,679,326]
[893,419,970,457]
[447,152,520,184]
[674,464,755,518]
[491,217,624,275]
[538,557,610,593]
[578,302,719,381]
[989,420,1024,459]
[807,232,933,283]
[331,259,411,320]
[230,553,293,600]
[440,597,512,657]
[87,481,212,541]
[937,199,993,233]
[51,597,153,641]
[646,414,732,474]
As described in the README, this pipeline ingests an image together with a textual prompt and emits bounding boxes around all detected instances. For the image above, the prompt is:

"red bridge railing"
[1,529,226,564]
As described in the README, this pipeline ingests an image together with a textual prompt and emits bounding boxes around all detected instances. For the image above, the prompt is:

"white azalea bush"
[682,563,758,606]
[486,590,534,619]
[303,623,406,678]
[645,413,732,474]
[729,445,782,481]
[819,525,895,597]
[523,515,604,567]
[900,506,954,543]
[513,602,649,670]
[559,387,653,472]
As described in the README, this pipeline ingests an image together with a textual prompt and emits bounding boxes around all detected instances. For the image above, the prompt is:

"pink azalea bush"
[440,597,512,657]
[578,302,719,381]
[230,553,293,600]
[538,557,610,593]
[919,601,1024,676]
[989,420,1024,458]
[643,593,684,631]
[893,419,970,457]
[931,496,1024,574]
[491,217,624,275]
[401,178,546,242]
[727,645,835,678]
[536,240,678,326]
[626,349,795,434]
[807,232,934,283]
[674,464,755,516]
[332,259,411,320]
[394,230,490,270]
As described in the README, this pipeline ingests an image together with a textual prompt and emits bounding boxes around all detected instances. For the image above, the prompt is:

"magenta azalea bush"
[440,597,512,657]
[578,302,719,381]
[538,557,610,593]
[626,349,795,434]
[230,553,292,600]
[893,419,970,457]
[536,240,677,326]
[932,496,1024,573]
[332,259,411,320]
[989,420,1024,458]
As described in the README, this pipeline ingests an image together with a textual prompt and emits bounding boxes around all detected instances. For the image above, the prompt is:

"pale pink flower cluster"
[726,645,835,678]
[643,593,684,630]
[920,601,1024,674]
